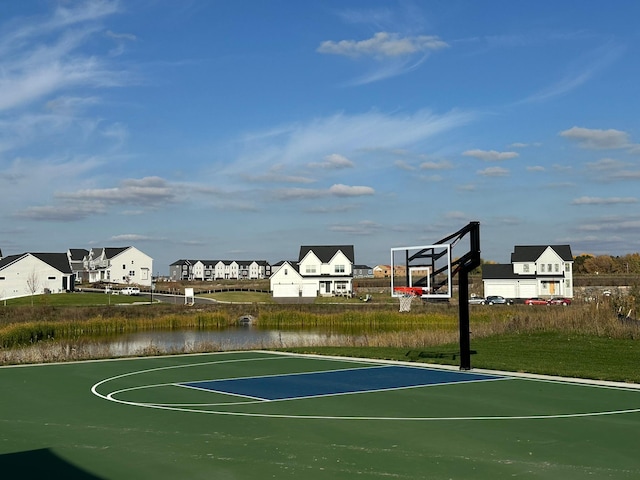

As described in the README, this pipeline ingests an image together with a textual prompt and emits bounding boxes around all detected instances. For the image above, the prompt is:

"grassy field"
[1,292,149,307]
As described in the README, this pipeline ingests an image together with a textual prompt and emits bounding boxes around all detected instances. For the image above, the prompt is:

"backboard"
[390,244,452,298]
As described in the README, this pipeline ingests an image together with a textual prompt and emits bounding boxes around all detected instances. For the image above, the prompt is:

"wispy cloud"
[318,32,447,58]
[571,196,637,205]
[518,42,624,104]
[56,176,177,205]
[273,184,374,200]
[307,153,355,169]
[232,109,474,176]
[477,166,509,177]
[318,31,448,85]
[463,149,519,161]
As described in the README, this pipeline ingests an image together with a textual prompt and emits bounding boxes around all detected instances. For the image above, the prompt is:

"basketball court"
[1,350,640,479]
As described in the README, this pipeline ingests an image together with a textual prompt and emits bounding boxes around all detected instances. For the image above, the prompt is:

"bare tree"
[25,269,40,306]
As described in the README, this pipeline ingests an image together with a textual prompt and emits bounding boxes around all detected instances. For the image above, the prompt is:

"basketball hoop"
[399,294,414,312]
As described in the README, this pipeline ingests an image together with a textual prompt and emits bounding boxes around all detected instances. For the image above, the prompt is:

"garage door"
[517,282,537,299]
[485,283,517,298]
[273,284,300,298]
[301,283,318,298]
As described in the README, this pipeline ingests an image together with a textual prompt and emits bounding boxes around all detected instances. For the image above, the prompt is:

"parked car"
[486,295,511,305]
[524,297,548,306]
[548,297,572,306]
[120,287,140,296]
[468,296,486,305]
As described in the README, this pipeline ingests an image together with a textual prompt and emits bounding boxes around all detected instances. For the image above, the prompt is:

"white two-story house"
[270,245,355,298]
[81,246,153,287]
[482,245,573,300]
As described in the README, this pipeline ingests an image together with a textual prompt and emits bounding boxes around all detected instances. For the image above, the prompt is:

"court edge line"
[95,394,640,421]
[92,353,640,420]
[260,351,640,392]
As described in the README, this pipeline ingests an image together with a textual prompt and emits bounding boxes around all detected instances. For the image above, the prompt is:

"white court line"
[91,351,640,421]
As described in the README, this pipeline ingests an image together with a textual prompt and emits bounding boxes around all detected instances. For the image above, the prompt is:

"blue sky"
[2,1,640,273]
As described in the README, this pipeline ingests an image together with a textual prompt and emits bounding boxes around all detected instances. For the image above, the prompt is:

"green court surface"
[1,351,640,479]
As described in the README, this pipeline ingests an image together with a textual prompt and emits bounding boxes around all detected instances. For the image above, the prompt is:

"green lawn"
[2,292,149,307]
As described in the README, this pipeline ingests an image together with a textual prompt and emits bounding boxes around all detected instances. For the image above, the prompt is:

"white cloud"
[586,158,629,171]
[273,183,375,200]
[559,126,630,150]
[308,153,355,169]
[463,149,519,161]
[571,196,637,205]
[110,234,154,242]
[317,32,448,59]
[56,176,178,206]
[329,184,375,196]
[419,160,453,170]
[477,166,509,177]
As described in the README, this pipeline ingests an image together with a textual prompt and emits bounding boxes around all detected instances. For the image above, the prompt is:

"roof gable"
[298,245,354,263]
[0,253,71,274]
[511,245,573,263]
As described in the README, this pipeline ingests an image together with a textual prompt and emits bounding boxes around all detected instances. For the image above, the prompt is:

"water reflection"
[104,327,350,356]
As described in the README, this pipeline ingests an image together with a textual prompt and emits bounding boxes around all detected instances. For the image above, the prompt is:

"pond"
[104,327,352,356]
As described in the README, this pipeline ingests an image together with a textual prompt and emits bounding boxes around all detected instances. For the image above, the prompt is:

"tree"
[25,269,40,306]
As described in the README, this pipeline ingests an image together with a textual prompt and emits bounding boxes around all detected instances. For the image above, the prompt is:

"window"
[547,264,552,272]
[540,264,545,272]
[0,277,5,280]
[554,264,559,272]
[305,265,317,274]
[523,264,530,273]
[129,271,135,277]
[565,264,570,272]
[48,276,56,280]
[335,265,345,273]
[123,264,126,270]
[284,268,288,275]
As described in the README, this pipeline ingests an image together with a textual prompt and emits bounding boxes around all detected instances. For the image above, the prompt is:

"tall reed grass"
[1,301,637,365]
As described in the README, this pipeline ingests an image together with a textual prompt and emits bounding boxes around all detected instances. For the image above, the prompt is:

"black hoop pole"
[458,221,481,370]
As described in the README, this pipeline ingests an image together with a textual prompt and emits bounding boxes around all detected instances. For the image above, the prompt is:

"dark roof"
[0,254,23,270]
[68,248,89,261]
[0,253,71,274]
[31,253,73,273]
[102,247,130,259]
[482,264,522,280]
[353,264,372,270]
[298,245,355,263]
[511,245,573,262]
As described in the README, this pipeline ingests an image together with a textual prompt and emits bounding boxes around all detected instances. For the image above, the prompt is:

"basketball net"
[399,294,414,312]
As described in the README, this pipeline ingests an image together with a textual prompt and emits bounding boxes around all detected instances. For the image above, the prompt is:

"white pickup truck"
[120,287,140,296]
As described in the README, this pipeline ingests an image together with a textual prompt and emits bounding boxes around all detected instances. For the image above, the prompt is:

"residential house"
[353,264,374,278]
[169,259,195,281]
[169,259,271,281]
[0,252,74,300]
[67,248,89,283]
[373,265,390,278]
[81,246,153,287]
[270,245,355,298]
[482,245,574,299]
